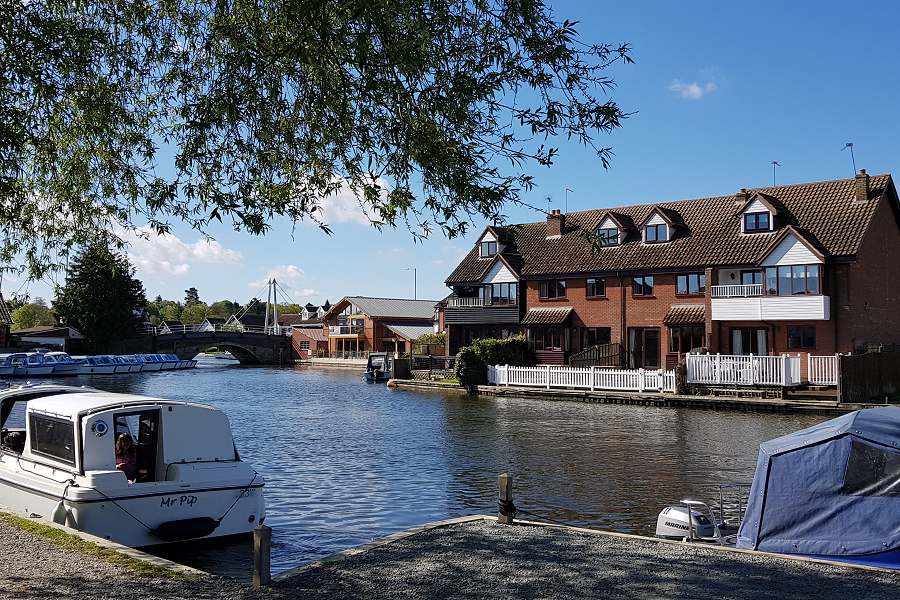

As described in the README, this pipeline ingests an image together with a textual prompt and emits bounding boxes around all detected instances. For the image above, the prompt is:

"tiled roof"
[521,307,573,326]
[382,322,435,341]
[202,317,226,325]
[235,313,266,327]
[278,313,312,326]
[0,293,11,325]
[14,326,83,338]
[296,328,328,342]
[325,296,439,320]
[663,305,706,325]
[447,174,894,282]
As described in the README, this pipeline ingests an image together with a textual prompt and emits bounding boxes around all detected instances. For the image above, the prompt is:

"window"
[479,241,497,257]
[485,282,517,305]
[586,277,606,298]
[764,265,821,296]
[744,212,770,233]
[645,223,668,243]
[580,327,611,350]
[669,326,706,353]
[842,440,900,497]
[299,341,310,350]
[632,275,654,296]
[596,227,619,247]
[29,414,75,465]
[529,328,565,351]
[787,325,816,349]
[539,280,567,299]
[628,328,660,368]
[676,273,706,296]
[741,270,763,286]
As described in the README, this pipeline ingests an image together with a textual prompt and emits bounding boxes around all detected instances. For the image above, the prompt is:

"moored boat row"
[0,352,196,377]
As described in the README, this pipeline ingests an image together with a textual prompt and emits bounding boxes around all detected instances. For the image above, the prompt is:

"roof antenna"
[842,142,857,174]
[770,161,781,186]
[545,195,552,215]
[564,187,573,213]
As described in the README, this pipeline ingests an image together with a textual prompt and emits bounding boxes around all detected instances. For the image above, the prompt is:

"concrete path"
[275,519,900,600]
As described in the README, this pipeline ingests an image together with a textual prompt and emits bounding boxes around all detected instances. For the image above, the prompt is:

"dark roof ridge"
[346,295,439,302]
[494,173,892,229]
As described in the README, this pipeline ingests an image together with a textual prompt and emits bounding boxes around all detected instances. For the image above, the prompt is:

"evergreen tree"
[184,287,200,306]
[53,244,147,352]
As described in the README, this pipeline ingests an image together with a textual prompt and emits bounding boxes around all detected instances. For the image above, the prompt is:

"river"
[43,359,824,577]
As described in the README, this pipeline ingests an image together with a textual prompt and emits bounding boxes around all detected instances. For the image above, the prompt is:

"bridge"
[116,325,296,365]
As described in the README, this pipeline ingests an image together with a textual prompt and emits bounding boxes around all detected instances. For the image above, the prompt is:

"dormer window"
[479,241,497,257]
[644,223,668,243]
[743,212,770,233]
[596,227,619,247]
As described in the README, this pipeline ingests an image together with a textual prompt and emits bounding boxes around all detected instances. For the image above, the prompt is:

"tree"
[184,287,201,306]
[158,301,182,322]
[53,244,147,351]
[3,1,631,279]
[181,302,208,324]
[11,302,55,330]
[208,300,239,319]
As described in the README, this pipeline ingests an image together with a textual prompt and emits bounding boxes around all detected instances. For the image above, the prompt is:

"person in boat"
[115,433,138,482]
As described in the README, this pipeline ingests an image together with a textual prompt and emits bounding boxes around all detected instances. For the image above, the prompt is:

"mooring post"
[253,525,272,588]
[498,473,514,524]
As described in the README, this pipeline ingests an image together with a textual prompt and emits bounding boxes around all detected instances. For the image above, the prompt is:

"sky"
[7,0,900,307]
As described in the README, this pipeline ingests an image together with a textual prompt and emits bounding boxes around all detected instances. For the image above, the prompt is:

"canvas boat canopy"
[737,406,900,556]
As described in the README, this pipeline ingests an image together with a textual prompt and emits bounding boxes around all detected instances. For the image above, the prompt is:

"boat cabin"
[0,386,237,481]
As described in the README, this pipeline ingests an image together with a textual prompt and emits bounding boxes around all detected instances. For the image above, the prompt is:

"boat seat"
[0,429,26,454]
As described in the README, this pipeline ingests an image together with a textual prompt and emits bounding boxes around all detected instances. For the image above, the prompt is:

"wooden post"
[716,353,722,384]
[590,366,596,391]
[545,364,551,390]
[253,525,271,588]
[498,473,514,524]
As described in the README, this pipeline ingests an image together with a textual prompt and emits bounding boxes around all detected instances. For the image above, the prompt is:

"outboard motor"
[655,503,717,541]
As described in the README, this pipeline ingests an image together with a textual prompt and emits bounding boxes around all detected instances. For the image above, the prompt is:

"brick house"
[444,171,900,368]
[322,296,438,355]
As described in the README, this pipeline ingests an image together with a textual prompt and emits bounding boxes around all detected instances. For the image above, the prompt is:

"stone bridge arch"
[142,331,294,365]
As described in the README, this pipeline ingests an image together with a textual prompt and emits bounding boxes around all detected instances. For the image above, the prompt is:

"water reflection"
[39,361,823,576]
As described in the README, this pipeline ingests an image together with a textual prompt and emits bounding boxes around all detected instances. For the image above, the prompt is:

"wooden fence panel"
[839,352,900,404]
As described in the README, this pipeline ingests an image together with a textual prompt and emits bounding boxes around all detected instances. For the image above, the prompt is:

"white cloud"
[668,79,717,100]
[250,264,306,289]
[311,178,391,226]
[117,225,242,276]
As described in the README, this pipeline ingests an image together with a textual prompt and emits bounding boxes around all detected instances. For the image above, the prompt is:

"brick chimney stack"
[546,208,564,238]
[854,169,870,203]
[734,188,750,208]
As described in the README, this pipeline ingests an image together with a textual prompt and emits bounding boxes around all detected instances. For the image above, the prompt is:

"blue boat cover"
[737,406,900,556]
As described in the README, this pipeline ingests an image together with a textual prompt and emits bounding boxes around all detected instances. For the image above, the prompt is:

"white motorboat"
[109,356,133,374]
[158,354,179,370]
[122,355,144,373]
[139,355,164,371]
[43,352,84,376]
[0,384,265,547]
[77,356,118,375]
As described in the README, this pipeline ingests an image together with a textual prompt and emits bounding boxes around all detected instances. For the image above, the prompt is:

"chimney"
[854,169,870,203]
[546,208,564,238]
[734,188,749,208]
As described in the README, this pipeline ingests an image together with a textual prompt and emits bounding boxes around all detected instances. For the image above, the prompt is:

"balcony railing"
[711,284,763,298]
[329,325,362,335]
[447,297,484,307]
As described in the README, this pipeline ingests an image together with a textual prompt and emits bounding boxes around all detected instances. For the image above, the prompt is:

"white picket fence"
[808,354,840,386]
[488,364,677,393]
[686,353,802,386]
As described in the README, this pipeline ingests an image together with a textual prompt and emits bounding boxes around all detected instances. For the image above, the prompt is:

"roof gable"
[759,226,824,266]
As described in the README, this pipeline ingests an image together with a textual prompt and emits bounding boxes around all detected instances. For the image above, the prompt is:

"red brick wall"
[835,194,900,351]
[526,273,706,356]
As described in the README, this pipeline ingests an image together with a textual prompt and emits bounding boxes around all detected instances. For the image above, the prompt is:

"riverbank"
[0,513,260,600]
[389,378,881,414]
[274,516,900,599]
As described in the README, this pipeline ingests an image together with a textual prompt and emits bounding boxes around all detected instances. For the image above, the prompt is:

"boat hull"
[0,463,265,547]
[79,365,118,375]
[24,366,55,377]
[141,362,163,371]
[51,364,82,376]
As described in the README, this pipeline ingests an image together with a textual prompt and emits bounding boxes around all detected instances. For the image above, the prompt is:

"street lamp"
[403,267,417,299]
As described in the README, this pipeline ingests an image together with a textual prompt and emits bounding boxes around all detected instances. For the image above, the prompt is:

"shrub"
[470,336,534,367]
[455,346,488,387]
[414,332,446,346]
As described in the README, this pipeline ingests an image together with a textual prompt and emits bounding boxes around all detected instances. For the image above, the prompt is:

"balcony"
[444,297,519,325]
[329,325,362,336]
[710,286,830,321]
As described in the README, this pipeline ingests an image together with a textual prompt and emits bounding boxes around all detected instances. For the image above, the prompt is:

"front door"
[730,328,768,355]
[628,328,661,368]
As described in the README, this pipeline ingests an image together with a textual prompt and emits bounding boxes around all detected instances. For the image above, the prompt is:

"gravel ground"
[276,520,900,600]
[4,517,900,599]
[0,519,270,600]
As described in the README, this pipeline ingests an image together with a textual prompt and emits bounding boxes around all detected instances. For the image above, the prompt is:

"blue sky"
[9,0,900,306]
